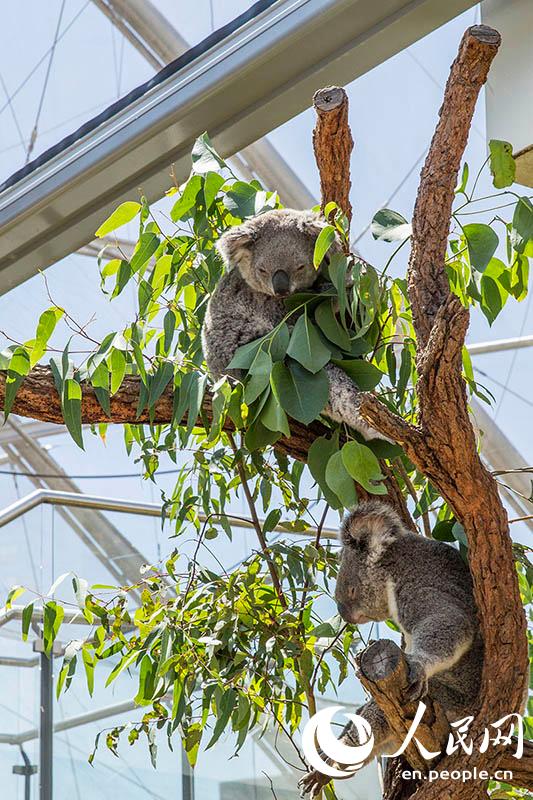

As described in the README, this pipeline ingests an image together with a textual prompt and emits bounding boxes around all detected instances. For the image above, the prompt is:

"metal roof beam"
[0,0,476,292]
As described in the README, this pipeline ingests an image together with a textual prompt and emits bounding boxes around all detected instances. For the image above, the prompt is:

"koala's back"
[202,269,286,378]
[383,534,483,714]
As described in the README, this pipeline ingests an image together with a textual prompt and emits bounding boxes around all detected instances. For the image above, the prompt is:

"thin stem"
[226,432,287,610]
[394,458,431,537]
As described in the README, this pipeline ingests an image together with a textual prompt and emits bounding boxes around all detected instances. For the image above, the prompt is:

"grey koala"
[201,208,385,440]
[300,500,484,797]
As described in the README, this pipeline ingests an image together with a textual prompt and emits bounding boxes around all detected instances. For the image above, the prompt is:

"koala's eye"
[296,264,307,272]
[348,586,356,600]
[258,267,268,276]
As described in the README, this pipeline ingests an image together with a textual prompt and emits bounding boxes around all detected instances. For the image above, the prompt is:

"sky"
[0,2,530,798]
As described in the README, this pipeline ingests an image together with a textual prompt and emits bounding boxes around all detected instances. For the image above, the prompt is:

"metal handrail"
[0,488,338,538]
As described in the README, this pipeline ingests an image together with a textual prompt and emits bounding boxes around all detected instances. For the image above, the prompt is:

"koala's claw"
[404,659,428,704]
[298,769,330,798]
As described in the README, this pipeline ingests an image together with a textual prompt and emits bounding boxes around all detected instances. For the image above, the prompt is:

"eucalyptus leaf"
[371,208,411,242]
[463,224,499,272]
[270,361,328,424]
[489,140,515,189]
[286,314,331,374]
[341,440,387,494]
[95,201,141,238]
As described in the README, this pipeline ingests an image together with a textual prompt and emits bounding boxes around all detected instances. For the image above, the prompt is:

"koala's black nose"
[272,270,290,296]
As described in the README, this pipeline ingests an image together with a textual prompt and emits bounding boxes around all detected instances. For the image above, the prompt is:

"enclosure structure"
[0,1,531,799]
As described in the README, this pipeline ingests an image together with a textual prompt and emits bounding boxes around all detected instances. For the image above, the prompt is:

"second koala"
[300,500,484,796]
[201,208,385,440]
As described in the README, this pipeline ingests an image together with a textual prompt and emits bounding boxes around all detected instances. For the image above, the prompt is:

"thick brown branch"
[408,24,501,349]
[312,86,354,223]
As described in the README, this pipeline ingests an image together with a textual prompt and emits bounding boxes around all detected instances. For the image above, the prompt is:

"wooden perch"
[312,86,353,222]
[358,641,533,794]
[356,641,449,773]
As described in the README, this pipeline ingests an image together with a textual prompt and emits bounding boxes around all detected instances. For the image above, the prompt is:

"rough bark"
[356,641,449,774]
[312,86,353,222]
[353,25,530,800]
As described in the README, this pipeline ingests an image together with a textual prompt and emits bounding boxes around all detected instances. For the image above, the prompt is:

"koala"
[300,500,484,797]
[201,208,385,440]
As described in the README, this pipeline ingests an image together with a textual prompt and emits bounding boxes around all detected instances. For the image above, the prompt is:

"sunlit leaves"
[325,451,357,507]
[170,174,203,221]
[191,132,226,173]
[313,225,336,267]
[95,201,141,237]
[341,440,387,495]
[489,139,516,189]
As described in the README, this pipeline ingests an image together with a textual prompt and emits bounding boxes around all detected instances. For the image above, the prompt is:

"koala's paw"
[404,658,428,704]
[298,769,331,798]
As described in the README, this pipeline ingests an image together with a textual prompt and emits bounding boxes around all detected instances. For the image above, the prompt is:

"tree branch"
[312,87,354,223]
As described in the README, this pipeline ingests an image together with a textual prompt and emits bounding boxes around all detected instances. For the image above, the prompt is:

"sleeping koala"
[201,208,385,440]
[300,500,484,797]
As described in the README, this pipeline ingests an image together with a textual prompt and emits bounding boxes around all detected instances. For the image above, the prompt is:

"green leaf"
[270,361,328,424]
[204,172,225,210]
[109,349,126,395]
[4,347,30,417]
[480,274,503,325]
[371,208,411,242]
[148,362,174,409]
[244,418,280,451]
[260,391,290,437]
[21,602,34,641]
[62,379,84,449]
[111,260,132,298]
[228,337,265,370]
[6,585,25,609]
[307,435,343,509]
[463,224,499,272]
[135,655,156,705]
[170,174,203,222]
[325,451,357,507]
[455,162,469,195]
[130,232,159,273]
[341,440,387,495]
[489,140,516,189]
[315,300,351,350]
[31,307,63,366]
[313,225,336,268]
[95,201,141,238]
[191,132,225,173]
[43,601,64,655]
[163,309,176,353]
[432,520,456,542]
[206,688,237,749]
[244,350,272,404]
[286,314,331,373]
[511,197,533,254]
[332,359,384,391]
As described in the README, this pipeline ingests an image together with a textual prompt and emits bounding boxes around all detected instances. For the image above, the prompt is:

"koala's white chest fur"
[386,578,412,652]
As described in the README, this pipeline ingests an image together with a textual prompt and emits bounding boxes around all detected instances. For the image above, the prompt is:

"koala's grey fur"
[201,208,385,440]
[300,500,484,797]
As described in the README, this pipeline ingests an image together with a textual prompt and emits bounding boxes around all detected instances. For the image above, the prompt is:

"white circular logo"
[302,706,375,778]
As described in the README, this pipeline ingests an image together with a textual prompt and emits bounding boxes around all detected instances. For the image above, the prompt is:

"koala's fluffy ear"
[298,210,328,238]
[340,501,402,547]
[216,224,256,268]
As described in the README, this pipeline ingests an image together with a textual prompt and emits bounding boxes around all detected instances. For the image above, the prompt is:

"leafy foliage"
[2,134,533,781]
